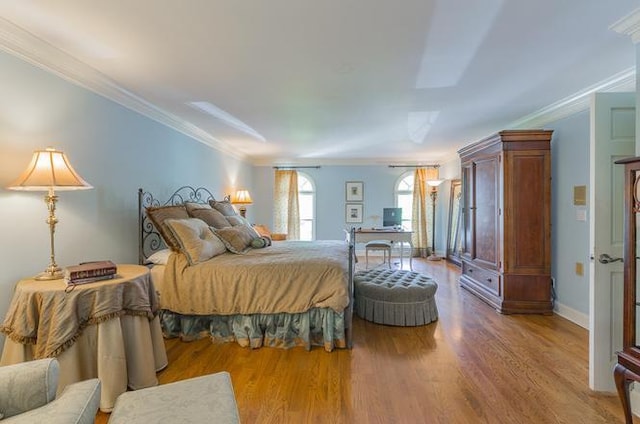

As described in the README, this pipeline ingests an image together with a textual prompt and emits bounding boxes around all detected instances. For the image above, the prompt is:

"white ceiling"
[0,1,637,165]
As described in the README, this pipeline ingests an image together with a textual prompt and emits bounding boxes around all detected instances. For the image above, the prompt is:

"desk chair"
[365,240,393,269]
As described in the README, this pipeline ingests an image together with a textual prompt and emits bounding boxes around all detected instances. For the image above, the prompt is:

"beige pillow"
[213,225,256,254]
[146,205,190,251]
[226,216,261,237]
[186,202,231,229]
[209,200,238,217]
[164,218,227,265]
[184,202,212,214]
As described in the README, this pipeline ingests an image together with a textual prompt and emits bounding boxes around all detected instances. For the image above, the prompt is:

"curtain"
[273,170,300,240]
[411,167,438,257]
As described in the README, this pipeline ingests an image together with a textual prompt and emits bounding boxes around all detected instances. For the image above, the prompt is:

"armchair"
[0,358,100,424]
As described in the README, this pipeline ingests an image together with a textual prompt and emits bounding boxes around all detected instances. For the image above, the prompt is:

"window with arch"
[298,172,315,240]
[395,172,414,231]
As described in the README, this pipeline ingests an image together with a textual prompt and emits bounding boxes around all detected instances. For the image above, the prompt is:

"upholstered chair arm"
[3,378,101,424]
[0,358,58,419]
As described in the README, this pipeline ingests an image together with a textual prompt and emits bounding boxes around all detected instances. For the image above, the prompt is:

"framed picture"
[345,203,363,223]
[345,181,364,202]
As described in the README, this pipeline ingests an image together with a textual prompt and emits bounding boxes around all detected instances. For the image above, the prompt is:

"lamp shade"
[231,189,253,205]
[426,166,444,187]
[7,147,92,191]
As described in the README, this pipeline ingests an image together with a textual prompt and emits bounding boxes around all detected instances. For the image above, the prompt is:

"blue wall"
[547,111,591,323]
[0,50,253,351]
[252,164,457,251]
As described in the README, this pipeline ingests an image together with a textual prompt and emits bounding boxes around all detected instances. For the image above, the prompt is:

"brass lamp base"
[35,265,63,281]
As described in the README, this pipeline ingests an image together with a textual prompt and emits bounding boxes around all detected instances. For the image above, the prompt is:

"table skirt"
[0,315,168,412]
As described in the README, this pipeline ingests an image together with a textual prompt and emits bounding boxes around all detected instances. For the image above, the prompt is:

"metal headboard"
[138,186,217,264]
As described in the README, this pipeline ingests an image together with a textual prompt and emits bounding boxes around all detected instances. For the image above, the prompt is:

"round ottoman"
[354,268,438,326]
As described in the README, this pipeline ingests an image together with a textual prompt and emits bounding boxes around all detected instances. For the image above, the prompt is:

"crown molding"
[1,17,636,167]
[0,18,245,161]
[251,155,459,167]
[611,8,640,44]
[509,67,636,129]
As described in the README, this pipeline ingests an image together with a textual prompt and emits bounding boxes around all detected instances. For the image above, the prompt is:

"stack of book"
[64,260,117,285]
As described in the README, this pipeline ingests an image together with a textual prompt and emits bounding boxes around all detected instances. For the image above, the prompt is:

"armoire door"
[461,163,473,260]
[473,155,500,271]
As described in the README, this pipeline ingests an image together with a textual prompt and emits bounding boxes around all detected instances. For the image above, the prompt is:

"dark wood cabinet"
[614,156,640,424]
[458,129,553,314]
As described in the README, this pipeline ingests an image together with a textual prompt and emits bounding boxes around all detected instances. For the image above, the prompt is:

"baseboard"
[553,302,588,329]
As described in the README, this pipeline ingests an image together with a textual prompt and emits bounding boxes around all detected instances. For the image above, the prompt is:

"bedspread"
[157,240,350,315]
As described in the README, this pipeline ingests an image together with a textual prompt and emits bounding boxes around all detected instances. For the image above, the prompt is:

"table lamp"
[7,147,93,280]
[231,189,253,218]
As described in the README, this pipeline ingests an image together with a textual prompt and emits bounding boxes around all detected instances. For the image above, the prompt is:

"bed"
[138,186,355,351]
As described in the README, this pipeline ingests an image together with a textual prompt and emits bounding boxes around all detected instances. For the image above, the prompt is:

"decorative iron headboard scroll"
[138,186,217,264]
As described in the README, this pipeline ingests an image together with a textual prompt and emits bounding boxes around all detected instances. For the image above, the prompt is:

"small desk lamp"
[231,189,253,218]
[7,147,93,280]
[426,176,444,261]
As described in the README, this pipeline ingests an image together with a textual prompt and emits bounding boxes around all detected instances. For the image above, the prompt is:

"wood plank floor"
[96,259,632,423]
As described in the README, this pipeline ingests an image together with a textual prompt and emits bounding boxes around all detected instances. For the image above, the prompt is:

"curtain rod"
[273,166,321,169]
[388,164,439,168]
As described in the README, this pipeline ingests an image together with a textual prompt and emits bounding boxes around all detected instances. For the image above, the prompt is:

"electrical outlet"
[575,262,584,276]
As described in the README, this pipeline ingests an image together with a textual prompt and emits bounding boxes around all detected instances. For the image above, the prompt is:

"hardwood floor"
[96,259,631,423]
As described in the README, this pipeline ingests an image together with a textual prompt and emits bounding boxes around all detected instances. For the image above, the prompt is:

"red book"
[64,261,117,282]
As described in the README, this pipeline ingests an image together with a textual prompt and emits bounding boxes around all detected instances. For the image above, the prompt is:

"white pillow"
[164,218,227,265]
[146,249,172,265]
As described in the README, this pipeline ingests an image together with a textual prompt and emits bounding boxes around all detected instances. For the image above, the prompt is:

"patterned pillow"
[212,225,256,254]
[185,202,231,229]
[251,236,272,248]
[209,200,238,217]
[164,218,227,265]
[146,205,190,251]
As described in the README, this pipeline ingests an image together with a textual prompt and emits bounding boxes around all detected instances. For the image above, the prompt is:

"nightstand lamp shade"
[7,148,92,280]
[231,189,252,218]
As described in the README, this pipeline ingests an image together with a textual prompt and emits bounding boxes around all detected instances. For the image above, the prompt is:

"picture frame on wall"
[345,203,363,223]
[345,181,364,202]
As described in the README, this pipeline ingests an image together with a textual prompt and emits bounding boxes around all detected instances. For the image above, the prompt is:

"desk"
[354,229,413,270]
[0,264,168,412]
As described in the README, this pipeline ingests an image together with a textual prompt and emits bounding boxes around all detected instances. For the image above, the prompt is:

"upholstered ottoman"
[354,269,438,326]
[108,372,240,424]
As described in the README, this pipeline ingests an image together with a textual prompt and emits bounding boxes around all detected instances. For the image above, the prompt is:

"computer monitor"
[383,208,402,227]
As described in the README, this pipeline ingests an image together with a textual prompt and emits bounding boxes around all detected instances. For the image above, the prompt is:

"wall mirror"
[447,179,462,266]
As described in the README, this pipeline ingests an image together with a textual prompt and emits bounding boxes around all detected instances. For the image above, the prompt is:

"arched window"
[395,172,414,231]
[298,172,315,240]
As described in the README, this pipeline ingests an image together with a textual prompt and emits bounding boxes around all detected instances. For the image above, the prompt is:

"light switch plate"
[576,208,587,221]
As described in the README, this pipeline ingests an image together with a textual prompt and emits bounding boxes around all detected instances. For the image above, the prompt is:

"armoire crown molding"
[0,17,245,162]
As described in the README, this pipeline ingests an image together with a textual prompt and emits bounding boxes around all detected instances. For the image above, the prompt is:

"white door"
[590,92,635,392]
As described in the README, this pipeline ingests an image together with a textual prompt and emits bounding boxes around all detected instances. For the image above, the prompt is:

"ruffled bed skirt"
[160,308,347,352]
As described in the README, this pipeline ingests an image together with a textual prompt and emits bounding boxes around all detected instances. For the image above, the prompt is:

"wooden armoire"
[458,129,553,314]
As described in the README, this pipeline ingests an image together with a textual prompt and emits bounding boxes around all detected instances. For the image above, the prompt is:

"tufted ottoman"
[354,268,438,326]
